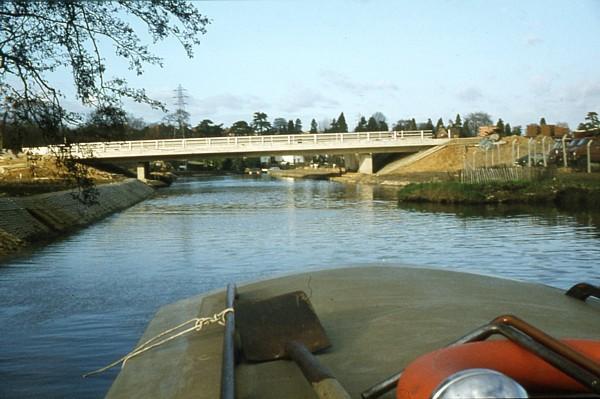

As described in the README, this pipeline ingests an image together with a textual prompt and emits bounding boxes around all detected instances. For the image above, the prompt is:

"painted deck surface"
[106,266,600,399]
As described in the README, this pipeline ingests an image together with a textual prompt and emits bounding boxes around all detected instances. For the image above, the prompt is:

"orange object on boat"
[396,339,600,399]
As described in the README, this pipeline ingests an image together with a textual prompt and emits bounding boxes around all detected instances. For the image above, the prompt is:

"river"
[1,176,599,398]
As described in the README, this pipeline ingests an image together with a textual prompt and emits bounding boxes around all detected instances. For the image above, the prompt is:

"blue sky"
[63,0,600,130]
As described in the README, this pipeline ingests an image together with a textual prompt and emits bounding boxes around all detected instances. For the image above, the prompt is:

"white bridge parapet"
[25,130,446,160]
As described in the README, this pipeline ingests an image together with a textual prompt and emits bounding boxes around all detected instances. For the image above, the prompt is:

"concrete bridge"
[26,130,450,177]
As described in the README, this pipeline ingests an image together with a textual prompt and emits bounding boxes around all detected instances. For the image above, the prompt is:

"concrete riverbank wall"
[0,179,154,258]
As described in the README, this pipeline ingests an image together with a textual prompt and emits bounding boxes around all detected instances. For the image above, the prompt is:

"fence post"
[512,140,516,165]
[528,138,533,167]
[542,136,547,167]
[588,140,594,173]
[562,135,568,168]
[421,130,424,140]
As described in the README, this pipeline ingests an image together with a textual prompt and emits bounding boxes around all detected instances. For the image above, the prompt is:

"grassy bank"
[397,172,600,208]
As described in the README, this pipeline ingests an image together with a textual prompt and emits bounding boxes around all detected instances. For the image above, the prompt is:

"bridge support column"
[358,153,373,174]
[136,162,149,180]
[343,154,359,172]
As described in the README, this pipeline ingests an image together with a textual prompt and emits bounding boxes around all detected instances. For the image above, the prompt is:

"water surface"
[1,176,599,398]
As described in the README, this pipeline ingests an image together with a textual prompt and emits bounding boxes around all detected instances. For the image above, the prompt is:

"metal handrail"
[361,314,600,399]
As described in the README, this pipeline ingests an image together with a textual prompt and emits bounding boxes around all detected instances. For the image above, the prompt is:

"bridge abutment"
[358,153,373,174]
[136,162,149,180]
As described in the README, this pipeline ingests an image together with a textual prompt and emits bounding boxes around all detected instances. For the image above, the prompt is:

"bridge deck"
[25,130,451,161]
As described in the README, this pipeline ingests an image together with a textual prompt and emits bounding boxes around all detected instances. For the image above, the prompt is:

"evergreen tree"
[425,118,434,132]
[294,118,302,133]
[454,114,463,127]
[366,116,379,131]
[496,118,505,135]
[252,112,271,134]
[379,120,389,131]
[504,123,511,136]
[585,111,600,129]
[435,118,444,133]
[287,120,295,133]
[409,118,418,130]
[310,118,318,133]
[540,117,547,126]
[355,116,368,132]
[325,118,338,133]
[337,112,348,133]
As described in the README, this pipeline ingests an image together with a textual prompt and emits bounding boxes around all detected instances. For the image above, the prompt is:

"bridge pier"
[136,162,149,180]
[358,153,373,174]
[343,154,359,172]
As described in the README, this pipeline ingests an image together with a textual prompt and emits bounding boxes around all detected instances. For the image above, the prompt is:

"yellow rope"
[83,307,234,378]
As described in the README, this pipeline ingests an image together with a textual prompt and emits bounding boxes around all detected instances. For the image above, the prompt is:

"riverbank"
[396,171,600,207]
[268,166,342,180]
[0,179,154,259]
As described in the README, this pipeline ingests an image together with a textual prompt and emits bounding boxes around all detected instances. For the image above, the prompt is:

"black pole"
[220,283,237,399]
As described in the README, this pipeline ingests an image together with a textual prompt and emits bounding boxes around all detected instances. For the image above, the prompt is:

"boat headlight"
[431,368,528,399]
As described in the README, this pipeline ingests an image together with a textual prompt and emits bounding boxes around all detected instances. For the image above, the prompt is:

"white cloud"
[457,87,483,102]
[189,94,268,116]
[319,70,399,96]
[281,88,339,113]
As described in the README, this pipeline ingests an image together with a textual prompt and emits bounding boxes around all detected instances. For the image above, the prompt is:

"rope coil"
[83,307,234,378]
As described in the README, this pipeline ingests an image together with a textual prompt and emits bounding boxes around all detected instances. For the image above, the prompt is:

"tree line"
[4,104,597,152]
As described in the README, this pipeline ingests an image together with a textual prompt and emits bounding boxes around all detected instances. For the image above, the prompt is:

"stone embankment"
[0,179,154,258]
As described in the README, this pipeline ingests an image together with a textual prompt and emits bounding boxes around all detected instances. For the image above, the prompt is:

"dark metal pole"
[220,283,237,399]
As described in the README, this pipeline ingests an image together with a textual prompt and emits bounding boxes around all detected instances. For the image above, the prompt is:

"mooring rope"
[83,307,234,378]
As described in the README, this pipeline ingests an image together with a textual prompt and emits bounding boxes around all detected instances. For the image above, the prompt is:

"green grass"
[397,174,600,208]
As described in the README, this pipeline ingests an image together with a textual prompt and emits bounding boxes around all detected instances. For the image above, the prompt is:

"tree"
[366,117,379,131]
[424,118,434,132]
[85,105,128,141]
[379,120,389,131]
[584,112,599,129]
[464,112,493,137]
[337,112,348,133]
[252,112,271,134]
[355,116,368,132]
[393,119,410,131]
[194,119,223,137]
[287,120,295,134]
[435,118,444,133]
[409,118,418,131]
[512,126,522,136]
[504,123,511,136]
[540,117,547,126]
[0,1,209,204]
[325,118,339,133]
[0,1,209,136]
[454,114,463,128]
[272,117,288,134]
[294,118,302,133]
[371,112,387,124]
[496,118,505,135]
[229,120,253,136]
[310,118,318,133]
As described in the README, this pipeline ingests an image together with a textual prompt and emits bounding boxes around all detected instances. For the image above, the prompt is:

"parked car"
[568,137,600,166]
[515,153,546,167]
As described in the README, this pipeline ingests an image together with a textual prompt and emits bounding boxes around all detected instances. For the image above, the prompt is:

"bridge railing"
[24,130,434,158]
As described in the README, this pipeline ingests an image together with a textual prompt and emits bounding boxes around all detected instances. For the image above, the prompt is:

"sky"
[60,0,600,131]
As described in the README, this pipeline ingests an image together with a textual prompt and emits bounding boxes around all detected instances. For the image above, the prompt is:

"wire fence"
[460,167,550,184]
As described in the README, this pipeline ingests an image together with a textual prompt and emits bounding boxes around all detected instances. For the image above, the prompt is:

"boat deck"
[106,266,600,398]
